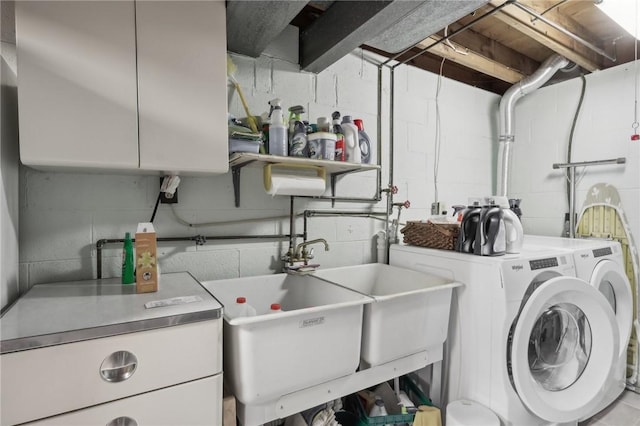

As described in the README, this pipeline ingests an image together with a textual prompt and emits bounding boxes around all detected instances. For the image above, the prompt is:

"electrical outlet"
[159,178,178,204]
[431,202,440,216]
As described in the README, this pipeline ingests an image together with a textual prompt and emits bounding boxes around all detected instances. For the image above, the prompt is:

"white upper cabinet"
[16,1,229,175]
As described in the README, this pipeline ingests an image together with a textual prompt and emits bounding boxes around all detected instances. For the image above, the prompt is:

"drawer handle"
[100,351,138,383]
[106,416,138,426]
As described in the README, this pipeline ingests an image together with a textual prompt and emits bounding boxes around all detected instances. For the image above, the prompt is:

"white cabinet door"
[16,1,139,170]
[136,0,229,175]
[26,374,223,426]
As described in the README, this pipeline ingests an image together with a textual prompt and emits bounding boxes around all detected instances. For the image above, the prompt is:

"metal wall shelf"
[229,152,380,207]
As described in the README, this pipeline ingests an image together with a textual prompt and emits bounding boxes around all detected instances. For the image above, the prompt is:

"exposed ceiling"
[227,0,639,95]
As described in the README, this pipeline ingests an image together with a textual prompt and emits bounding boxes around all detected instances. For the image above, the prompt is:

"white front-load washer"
[390,244,620,426]
[524,235,633,419]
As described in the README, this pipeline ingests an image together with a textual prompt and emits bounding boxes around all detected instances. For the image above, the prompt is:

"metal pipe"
[497,54,571,197]
[552,157,626,168]
[513,1,616,62]
[569,166,576,238]
[305,210,386,217]
[377,64,384,200]
[386,67,396,263]
[289,196,296,254]
[96,233,304,279]
[387,0,515,69]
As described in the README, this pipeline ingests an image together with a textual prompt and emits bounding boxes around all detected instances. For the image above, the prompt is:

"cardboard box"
[135,222,158,293]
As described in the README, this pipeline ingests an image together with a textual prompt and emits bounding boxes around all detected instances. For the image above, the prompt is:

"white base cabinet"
[16,1,228,175]
[0,273,224,426]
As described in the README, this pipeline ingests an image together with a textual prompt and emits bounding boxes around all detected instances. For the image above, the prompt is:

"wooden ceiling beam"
[518,0,603,45]
[488,0,602,71]
[416,35,525,83]
[443,23,541,76]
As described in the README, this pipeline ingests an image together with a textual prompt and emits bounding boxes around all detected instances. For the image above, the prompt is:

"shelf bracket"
[231,160,258,208]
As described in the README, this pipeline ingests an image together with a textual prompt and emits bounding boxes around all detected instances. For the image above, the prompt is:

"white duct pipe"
[497,54,571,197]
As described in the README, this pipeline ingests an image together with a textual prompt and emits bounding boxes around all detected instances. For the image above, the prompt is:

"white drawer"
[1,320,222,425]
[26,374,223,425]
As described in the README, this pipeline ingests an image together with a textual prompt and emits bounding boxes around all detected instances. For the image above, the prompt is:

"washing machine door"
[509,276,619,423]
[591,259,633,355]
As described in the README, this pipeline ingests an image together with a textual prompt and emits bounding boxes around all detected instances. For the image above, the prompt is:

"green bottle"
[121,232,135,284]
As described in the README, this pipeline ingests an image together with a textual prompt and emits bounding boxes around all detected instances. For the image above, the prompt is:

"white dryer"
[390,244,620,426]
[524,235,633,418]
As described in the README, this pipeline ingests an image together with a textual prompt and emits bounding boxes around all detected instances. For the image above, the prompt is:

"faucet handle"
[306,248,315,259]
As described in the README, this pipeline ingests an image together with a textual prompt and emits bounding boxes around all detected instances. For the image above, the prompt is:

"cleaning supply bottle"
[226,296,257,319]
[121,232,135,284]
[332,111,345,161]
[290,122,308,157]
[341,115,361,163]
[457,202,481,254]
[495,196,523,254]
[353,119,372,164]
[475,199,506,256]
[317,117,330,132]
[288,105,307,157]
[268,99,288,156]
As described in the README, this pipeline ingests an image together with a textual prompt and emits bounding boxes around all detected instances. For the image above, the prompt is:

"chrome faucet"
[285,238,329,266]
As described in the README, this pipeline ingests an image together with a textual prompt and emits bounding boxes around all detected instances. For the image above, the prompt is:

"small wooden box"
[135,222,158,293]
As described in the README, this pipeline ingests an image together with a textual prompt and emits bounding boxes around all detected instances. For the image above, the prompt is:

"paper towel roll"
[266,173,326,196]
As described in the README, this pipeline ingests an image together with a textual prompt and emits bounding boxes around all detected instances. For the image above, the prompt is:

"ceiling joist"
[416,35,525,83]
[488,0,602,71]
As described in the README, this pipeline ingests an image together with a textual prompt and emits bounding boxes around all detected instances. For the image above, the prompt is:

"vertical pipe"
[497,54,571,197]
[385,67,395,263]
[377,64,383,201]
[288,196,296,255]
[569,167,576,238]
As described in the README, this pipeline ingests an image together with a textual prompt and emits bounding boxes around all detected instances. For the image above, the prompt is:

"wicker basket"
[400,221,460,251]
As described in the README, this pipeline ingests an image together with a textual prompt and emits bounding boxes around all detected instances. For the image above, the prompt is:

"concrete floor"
[579,391,640,426]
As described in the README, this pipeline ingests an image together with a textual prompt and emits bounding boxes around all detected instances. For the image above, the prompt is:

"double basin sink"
[202,263,459,405]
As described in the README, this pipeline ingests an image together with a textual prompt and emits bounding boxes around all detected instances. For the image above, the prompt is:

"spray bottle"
[268,99,288,156]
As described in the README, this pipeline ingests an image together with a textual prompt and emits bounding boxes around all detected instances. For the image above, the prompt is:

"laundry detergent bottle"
[341,115,361,163]
[353,119,372,164]
[457,202,481,253]
[495,196,523,254]
[475,199,506,256]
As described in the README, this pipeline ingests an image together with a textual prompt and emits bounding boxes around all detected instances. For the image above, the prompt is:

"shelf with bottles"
[228,152,380,207]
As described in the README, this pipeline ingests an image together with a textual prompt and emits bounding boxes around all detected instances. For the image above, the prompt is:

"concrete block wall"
[11,47,498,302]
[510,62,640,242]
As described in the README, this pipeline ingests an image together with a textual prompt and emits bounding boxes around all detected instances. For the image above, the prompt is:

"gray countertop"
[0,272,222,354]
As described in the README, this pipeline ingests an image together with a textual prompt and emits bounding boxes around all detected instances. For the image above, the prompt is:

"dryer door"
[509,276,619,423]
[591,259,633,356]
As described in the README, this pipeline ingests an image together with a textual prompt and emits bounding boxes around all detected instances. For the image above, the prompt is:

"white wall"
[510,63,640,244]
[11,43,497,301]
[1,0,20,311]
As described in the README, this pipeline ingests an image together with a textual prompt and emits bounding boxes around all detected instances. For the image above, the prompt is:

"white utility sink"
[202,273,371,405]
[313,263,461,367]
